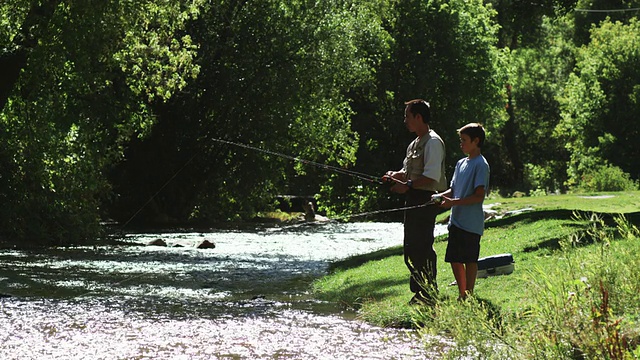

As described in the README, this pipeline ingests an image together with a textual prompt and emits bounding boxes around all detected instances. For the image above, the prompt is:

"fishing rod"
[211,138,385,185]
[117,137,387,231]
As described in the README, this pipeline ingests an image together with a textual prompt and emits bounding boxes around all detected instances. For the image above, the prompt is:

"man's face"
[403,106,420,132]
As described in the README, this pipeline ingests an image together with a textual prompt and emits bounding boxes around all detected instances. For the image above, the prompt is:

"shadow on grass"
[330,211,640,272]
[327,246,403,273]
[316,277,407,306]
[324,210,640,303]
[486,209,640,229]
[486,209,579,228]
[486,210,640,253]
[329,210,640,271]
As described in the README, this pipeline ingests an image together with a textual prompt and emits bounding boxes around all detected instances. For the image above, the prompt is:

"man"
[383,99,447,305]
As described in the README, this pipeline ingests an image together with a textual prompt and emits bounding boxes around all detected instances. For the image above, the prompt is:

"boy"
[433,123,489,300]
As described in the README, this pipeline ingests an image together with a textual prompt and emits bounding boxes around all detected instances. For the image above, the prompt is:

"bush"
[579,164,639,192]
[524,162,565,195]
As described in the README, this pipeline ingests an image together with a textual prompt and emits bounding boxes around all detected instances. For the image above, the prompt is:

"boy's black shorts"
[445,224,481,263]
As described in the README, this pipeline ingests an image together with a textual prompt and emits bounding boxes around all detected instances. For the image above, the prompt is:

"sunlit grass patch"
[421,214,640,359]
[313,192,640,358]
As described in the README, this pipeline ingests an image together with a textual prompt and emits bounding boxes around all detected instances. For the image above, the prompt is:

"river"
[0,222,447,359]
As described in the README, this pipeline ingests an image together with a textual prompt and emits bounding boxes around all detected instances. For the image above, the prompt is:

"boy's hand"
[437,196,454,208]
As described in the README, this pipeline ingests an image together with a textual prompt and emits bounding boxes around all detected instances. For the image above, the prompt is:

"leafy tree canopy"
[0,0,206,244]
[556,18,640,187]
[106,0,396,225]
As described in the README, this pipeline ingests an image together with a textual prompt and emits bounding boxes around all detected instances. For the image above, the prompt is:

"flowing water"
[0,222,448,359]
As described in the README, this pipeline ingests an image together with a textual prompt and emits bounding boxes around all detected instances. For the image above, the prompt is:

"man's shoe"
[408,291,435,306]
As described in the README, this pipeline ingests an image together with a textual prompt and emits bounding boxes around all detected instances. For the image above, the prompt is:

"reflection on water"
[0,222,447,359]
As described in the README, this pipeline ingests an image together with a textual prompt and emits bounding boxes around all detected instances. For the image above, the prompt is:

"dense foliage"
[320,0,506,217]
[557,18,640,189]
[108,0,390,225]
[1,0,639,245]
[0,0,204,244]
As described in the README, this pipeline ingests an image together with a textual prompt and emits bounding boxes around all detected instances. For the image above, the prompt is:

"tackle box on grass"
[476,253,515,278]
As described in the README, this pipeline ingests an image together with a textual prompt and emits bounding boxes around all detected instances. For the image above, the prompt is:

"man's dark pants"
[404,189,439,296]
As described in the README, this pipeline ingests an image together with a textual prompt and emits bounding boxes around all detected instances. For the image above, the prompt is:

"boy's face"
[459,133,479,155]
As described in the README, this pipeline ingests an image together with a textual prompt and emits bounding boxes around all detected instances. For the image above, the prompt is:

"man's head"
[404,99,431,124]
[457,123,486,148]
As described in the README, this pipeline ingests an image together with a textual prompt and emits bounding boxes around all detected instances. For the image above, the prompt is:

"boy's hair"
[458,123,486,148]
[404,99,431,124]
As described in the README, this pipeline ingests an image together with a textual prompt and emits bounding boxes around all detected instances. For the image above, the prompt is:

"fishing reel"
[380,175,400,187]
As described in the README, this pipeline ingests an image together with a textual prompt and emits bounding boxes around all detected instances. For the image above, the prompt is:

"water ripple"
[0,222,447,359]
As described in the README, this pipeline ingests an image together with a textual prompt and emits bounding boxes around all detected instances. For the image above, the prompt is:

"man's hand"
[383,171,404,181]
[383,171,410,193]
[390,182,410,194]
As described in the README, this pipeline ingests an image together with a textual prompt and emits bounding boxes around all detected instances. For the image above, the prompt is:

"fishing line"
[574,7,640,12]
[342,199,439,220]
[211,138,385,184]
[266,199,439,232]
[118,152,200,232]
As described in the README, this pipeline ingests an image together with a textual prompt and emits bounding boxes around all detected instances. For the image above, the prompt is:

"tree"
[0,0,205,244]
[505,16,577,193]
[485,0,578,48]
[573,0,640,45]
[107,0,394,225]
[474,0,578,192]
[556,18,640,187]
[0,1,62,112]
[333,0,506,215]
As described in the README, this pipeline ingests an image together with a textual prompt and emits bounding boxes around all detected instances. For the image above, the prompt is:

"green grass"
[312,190,640,358]
[484,190,640,214]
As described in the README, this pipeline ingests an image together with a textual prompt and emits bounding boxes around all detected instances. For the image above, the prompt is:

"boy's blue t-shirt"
[449,155,490,235]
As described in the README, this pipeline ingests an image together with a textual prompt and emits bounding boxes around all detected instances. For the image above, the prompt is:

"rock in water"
[147,238,167,247]
[195,239,216,249]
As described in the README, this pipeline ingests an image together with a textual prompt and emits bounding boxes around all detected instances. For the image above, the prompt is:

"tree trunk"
[503,83,524,186]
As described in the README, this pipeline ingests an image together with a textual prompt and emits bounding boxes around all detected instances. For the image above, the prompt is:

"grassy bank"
[312,191,640,358]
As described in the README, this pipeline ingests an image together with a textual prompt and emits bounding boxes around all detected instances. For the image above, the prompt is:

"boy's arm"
[440,186,485,208]
[435,188,453,199]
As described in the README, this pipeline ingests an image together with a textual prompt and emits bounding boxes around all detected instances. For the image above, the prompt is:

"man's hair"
[458,123,486,148]
[404,99,431,124]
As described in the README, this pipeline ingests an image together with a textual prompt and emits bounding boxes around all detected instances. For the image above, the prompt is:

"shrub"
[524,162,564,195]
[579,164,638,192]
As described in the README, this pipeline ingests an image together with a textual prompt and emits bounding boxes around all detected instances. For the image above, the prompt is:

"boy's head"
[457,123,485,148]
